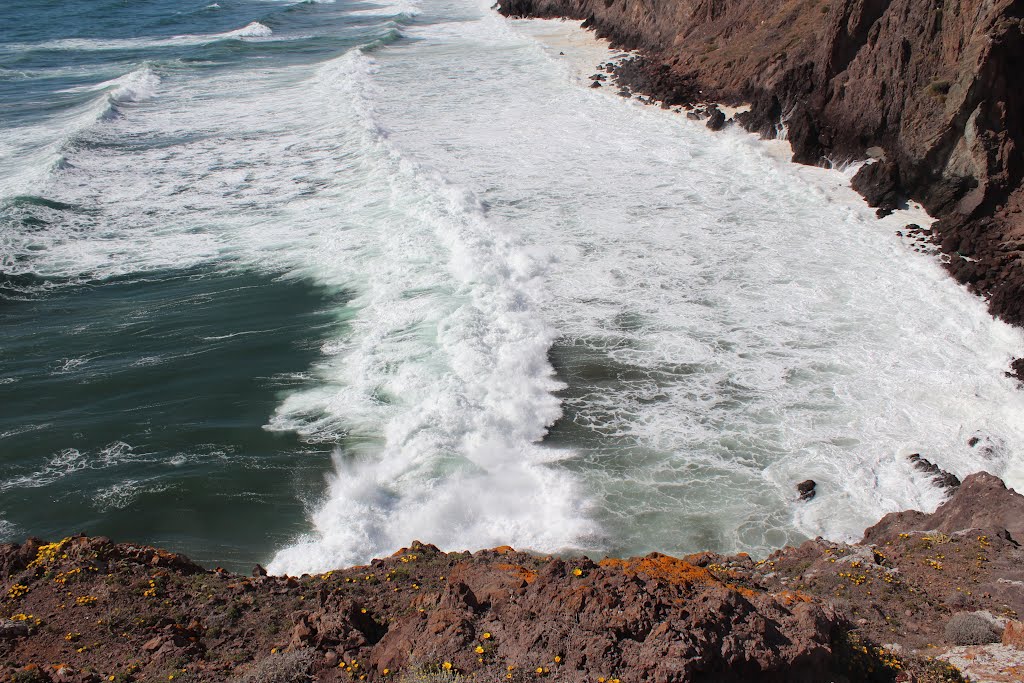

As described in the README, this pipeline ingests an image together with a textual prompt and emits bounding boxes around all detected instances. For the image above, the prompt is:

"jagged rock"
[705,105,727,131]
[498,0,1024,328]
[1003,620,1024,649]
[1008,357,1024,382]
[797,479,817,501]
[863,472,1023,543]
[0,619,29,639]
[907,453,962,492]
[3,476,1024,680]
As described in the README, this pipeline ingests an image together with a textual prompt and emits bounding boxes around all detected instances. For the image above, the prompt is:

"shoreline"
[498,0,1024,346]
[2,472,1023,681]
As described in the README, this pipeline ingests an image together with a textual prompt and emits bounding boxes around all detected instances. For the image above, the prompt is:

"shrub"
[398,665,469,683]
[235,649,316,683]
[944,612,1001,645]
[11,667,49,683]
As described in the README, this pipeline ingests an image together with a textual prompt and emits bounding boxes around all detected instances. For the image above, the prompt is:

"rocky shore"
[499,0,1024,334]
[2,472,1023,682]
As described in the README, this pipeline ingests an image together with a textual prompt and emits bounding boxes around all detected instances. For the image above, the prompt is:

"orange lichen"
[495,563,538,584]
[727,584,759,600]
[773,590,813,606]
[599,554,719,587]
[492,546,515,555]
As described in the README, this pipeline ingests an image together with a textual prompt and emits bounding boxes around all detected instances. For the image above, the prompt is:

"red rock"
[1003,620,1024,649]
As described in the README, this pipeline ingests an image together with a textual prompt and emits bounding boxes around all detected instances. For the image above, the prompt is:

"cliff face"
[501,0,1024,327]
[2,473,1024,682]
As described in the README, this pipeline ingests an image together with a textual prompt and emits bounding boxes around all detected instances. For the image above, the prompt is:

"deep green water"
[0,268,345,570]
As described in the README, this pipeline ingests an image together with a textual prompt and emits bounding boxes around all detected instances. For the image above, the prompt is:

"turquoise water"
[3,0,1024,575]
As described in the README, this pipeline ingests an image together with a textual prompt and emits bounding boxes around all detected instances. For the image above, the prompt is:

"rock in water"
[705,106,726,131]
[907,453,961,492]
[497,0,1024,329]
[797,479,817,501]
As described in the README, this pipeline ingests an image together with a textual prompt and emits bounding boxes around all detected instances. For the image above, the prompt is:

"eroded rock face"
[863,471,1024,543]
[499,0,1024,327]
[1,472,1022,682]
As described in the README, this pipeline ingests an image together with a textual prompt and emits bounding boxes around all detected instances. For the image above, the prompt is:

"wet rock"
[1008,357,1024,382]
[851,160,902,217]
[797,479,817,501]
[252,564,268,577]
[705,106,727,131]
[498,0,1024,329]
[907,453,962,492]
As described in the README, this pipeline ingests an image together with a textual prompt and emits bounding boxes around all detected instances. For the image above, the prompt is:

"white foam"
[221,21,274,39]
[304,3,1024,561]
[94,478,170,511]
[104,67,161,105]
[266,49,596,573]
[4,0,1023,573]
[0,65,160,202]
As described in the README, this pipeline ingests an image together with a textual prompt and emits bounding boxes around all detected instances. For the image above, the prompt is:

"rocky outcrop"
[2,473,1023,682]
[499,0,1024,328]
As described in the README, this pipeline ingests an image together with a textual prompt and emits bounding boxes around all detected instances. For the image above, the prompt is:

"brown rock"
[0,620,29,639]
[1003,620,1024,649]
[498,0,1024,328]
[863,472,1024,543]
[141,636,163,652]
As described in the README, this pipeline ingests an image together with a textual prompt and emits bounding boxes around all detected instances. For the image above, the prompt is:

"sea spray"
[267,50,597,573]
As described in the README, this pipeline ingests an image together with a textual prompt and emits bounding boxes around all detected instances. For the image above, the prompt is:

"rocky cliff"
[2,473,1024,682]
[500,0,1024,329]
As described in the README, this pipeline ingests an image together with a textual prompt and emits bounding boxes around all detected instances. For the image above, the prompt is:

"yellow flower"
[475,646,485,654]
[383,670,390,676]
[554,656,561,663]
[536,667,544,674]
[360,608,367,614]
[443,662,453,671]
[483,632,492,640]
[109,677,115,681]
[572,568,583,577]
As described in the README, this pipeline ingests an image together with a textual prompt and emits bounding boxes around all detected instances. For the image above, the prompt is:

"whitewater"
[1,0,1022,574]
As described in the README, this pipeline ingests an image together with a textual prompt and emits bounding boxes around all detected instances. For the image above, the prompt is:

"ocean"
[2,0,1022,575]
